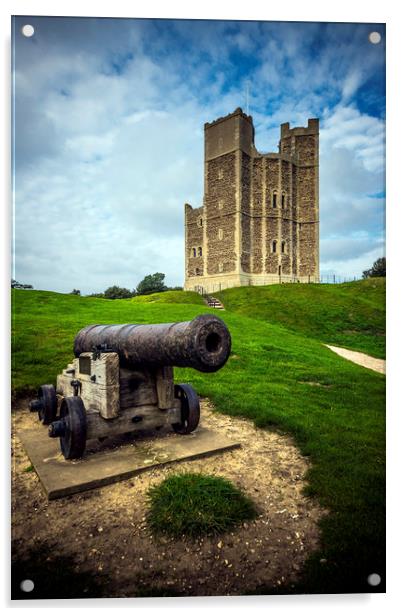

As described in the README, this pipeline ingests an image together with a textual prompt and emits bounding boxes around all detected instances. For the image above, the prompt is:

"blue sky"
[12,16,386,293]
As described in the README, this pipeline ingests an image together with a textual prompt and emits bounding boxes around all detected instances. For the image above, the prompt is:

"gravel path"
[325,345,385,374]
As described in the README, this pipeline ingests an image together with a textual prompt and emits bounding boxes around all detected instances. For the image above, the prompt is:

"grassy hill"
[11,282,385,594]
[216,278,385,359]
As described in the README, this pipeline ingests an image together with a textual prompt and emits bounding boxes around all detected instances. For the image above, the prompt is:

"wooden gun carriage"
[29,315,231,459]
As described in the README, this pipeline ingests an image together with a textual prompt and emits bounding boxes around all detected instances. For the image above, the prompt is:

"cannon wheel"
[36,385,57,425]
[59,396,87,459]
[172,383,200,434]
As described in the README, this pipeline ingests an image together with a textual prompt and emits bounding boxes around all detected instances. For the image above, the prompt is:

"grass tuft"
[146,473,258,538]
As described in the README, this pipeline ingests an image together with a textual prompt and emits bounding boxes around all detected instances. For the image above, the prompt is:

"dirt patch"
[12,398,325,598]
[326,345,385,374]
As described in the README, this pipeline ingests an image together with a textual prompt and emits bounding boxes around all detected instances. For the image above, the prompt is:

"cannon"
[29,315,231,459]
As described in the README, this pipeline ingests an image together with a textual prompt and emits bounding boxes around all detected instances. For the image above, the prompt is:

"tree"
[104,285,133,299]
[11,279,33,289]
[136,272,167,295]
[363,257,386,279]
[70,289,81,295]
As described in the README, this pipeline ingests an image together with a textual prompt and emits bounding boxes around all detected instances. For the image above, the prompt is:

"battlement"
[204,107,253,129]
[280,118,319,138]
[204,107,255,161]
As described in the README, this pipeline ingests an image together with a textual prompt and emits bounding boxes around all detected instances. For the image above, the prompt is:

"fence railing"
[319,275,360,284]
[193,275,361,295]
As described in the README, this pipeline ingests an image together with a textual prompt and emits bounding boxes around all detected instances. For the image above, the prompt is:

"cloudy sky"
[12,17,385,293]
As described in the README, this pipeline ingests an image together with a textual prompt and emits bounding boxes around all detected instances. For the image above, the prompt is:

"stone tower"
[184,108,319,293]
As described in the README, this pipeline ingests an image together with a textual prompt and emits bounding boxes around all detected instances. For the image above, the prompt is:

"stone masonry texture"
[184,108,319,293]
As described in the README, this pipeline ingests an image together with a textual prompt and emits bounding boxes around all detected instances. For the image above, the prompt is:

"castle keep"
[184,108,319,293]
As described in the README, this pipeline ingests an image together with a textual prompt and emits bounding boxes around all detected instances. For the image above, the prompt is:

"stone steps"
[204,296,225,310]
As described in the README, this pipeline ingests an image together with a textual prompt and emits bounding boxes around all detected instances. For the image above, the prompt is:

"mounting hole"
[367,573,381,586]
[20,579,34,592]
[369,32,381,44]
[22,24,35,37]
[205,332,221,353]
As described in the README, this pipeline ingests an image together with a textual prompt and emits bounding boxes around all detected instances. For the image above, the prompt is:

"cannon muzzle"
[73,314,231,373]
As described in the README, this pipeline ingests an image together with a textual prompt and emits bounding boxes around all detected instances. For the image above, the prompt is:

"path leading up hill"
[326,345,386,374]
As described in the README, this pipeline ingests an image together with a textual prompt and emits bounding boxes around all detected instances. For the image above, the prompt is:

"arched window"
[192,247,196,258]
[195,267,200,276]
[197,217,203,227]
[198,246,202,257]
[272,192,277,209]
[281,193,286,208]
[272,240,277,253]
[281,241,286,254]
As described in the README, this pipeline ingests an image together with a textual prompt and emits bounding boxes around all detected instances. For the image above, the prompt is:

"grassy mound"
[146,473,257,537]
[216,278,385,358]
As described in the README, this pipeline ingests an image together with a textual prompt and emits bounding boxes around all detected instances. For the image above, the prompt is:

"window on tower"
[272,240,277,253]
[192,247,196,257]
[218,169,224,179]
[272,192,277,208]
[281,241,286,253]
[198,247,202,257]
[281,193,286,208]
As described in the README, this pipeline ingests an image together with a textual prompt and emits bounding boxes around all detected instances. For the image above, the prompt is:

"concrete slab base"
[18,425,240,500]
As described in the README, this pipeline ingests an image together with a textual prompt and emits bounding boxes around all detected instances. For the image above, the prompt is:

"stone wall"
[205,152,237,275]
[185,203,204,278]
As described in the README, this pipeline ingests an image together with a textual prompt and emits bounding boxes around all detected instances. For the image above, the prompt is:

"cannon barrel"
[73,314,231,373]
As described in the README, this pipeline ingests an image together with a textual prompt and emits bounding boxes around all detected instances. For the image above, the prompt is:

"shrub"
[363,257,386,278]
[103,285,133,299]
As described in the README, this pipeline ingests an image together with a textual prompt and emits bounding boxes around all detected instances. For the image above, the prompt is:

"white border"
[2,1,400,614]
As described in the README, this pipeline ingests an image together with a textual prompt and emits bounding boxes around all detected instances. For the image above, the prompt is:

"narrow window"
[272,192,277,208]
[272,240,277,253]
[281,241,286,254]
[198,246,202,257]
[218,228,223,240]
[195,267,200,276]
[281,193,285,208]
[192,247,196,258]
[198,217,203,227]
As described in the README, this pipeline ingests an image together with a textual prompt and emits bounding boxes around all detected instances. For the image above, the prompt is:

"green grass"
[11,282,385,594]
[130,290,205,305]
[216,278,385,359]
[146,473,258,538]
